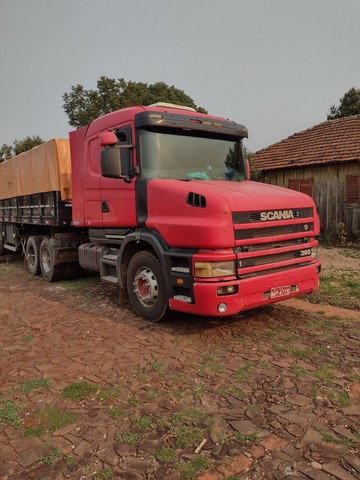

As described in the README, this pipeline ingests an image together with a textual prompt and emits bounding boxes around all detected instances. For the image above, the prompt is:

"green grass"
[27,406,76,434]
[61,381,99,401]
[0,400,23,427]
[178,455,209,479]
[17,378,49,393]
[115,432,142,445]
[98,387,121,402]
[305,269,360,310]
[314,366,335,385]
[21,335,33,343]
[234,430,259,443]
[93,468,113,479]
[132,415,152,431]
[41,447,61,465]
[105,406,127,421]
[155,447,178,464]
[233,362,252,381]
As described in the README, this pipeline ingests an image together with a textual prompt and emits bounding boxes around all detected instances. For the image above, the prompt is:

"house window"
[288,178,313,197]
[346,175,360,207]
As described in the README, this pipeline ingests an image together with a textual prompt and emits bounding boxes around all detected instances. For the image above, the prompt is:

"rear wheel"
[0,223,4,256]
[127,251,170,322]
[40,237,66,282]
[25,236,42,275]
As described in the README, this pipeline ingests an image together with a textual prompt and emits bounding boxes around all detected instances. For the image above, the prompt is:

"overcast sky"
[1,0,359,152]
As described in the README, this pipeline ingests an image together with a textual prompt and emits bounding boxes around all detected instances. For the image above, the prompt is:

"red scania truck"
[0,103,321,321]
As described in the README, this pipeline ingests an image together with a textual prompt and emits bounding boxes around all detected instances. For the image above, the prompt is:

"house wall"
[257,161,359,239]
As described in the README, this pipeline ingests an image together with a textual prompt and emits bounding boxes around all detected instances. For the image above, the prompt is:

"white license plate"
[270,285,291,299]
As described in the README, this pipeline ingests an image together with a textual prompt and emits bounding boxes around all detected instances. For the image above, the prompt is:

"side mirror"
[101,145,122,178]
[100,131,118,146]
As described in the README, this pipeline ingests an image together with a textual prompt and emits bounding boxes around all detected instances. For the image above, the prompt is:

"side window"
[346,174,360,207]
[115,126,132,177]
[288,178,313,197]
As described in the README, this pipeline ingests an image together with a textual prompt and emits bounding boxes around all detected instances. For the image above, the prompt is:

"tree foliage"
[0,135,44,163]
[327,87,360,120]
[63,76,207,128]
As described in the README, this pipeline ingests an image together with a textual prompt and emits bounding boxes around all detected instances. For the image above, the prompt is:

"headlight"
[194,261,236,278]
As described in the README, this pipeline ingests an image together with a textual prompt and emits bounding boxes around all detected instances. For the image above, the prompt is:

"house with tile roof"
[252,116,360,240]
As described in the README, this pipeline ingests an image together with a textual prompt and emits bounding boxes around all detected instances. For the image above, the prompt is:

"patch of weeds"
[127,394,141,406]
[305,269,360,310]
[0,400,22,427]
[151,361,164,375]
[178,455,209,479]
[314,366,335,385]
[17,378,49,393]
[59,276,99,291]
[132,415,152,431]
[155,447,177,464]
[247,403,260,413]
[311,345,330,356]
[63,453,73,465]
[223,385,246,400]
[105,406,127,421]
[61,381,99,401]
[115,432,142,445]
[160,407,214,450]
[233,362,252,382]
[42,447,61,465]
[316,428,355,449]
[93,468,113,479]
[190,380,207,399]
[21,335,33,343]
[310,386,319,398]
[32,406,76,433]
[176,426,204,448]
[148,389,160,398]
[262,330,277,339]
[169,390,184,403]
[98,387,121,403]
[24,426,45,438]
[198,352,224,375]
[291,364,308,376]
[234,430,259,443]
[334,391,351,408]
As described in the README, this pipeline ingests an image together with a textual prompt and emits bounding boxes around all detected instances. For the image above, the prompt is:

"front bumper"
[169,261,321,317]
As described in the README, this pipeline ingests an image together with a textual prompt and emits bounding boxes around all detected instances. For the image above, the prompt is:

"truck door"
[100,126,137,227]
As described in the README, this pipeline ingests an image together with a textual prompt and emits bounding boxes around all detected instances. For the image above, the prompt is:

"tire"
[25,236,42,275]
[127,251,170,322]
[0,233,4,256]
[39,237,66,282]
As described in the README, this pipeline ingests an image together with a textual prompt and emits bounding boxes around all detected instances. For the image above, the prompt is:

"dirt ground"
[0,247,359,480]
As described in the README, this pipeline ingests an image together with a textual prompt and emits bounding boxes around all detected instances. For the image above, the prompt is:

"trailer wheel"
[40,237,66,282]
[0,230,4,256]
[25,236,42,275]
[127,251,170,322]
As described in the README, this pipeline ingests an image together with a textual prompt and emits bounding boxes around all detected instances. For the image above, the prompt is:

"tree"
[327,87,360,120]
[63,76,207,128]
[0,135,44,162]
[0,144,12,163]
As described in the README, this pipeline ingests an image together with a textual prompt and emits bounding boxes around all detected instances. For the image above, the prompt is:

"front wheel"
[40,237,66,282]
[127,251,170,322]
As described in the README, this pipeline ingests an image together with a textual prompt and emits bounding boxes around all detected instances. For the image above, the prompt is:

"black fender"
[117,229,169,290]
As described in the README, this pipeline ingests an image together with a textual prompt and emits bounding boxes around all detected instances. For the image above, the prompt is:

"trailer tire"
[0,231,4,256]
[40,237,66,282]
[127,251,170,322]
[25,236,42,275]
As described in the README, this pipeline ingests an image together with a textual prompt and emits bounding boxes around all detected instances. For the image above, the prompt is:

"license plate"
[270,285,291,299]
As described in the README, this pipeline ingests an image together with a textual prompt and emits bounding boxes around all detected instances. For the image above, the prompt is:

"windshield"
[139,129,246,181]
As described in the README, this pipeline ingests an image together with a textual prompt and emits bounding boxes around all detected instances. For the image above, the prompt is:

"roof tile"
[253,115,360,171]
